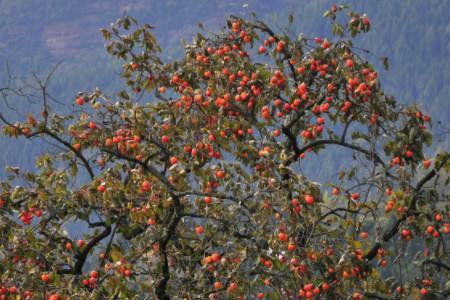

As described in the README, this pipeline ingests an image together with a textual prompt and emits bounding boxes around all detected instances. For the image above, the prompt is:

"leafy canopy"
[0,4,449,300]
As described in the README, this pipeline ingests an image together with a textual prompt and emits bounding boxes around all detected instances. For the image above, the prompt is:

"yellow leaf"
[353,241,362,249]
[110,245,123,261]
[371,268,379,279]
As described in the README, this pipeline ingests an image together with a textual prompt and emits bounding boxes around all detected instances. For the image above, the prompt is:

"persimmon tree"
[0,5,449,300]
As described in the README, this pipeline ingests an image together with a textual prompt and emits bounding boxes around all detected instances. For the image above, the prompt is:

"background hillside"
[1,0,449,179]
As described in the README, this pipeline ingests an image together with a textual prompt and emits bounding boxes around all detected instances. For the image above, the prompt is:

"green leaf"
[381,56,389,70]
[332,23,344,36]
[118,90,130,100]
[100,28,111,40]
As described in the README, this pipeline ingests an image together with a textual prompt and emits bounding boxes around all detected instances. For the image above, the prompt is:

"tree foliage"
[0,5,449,300]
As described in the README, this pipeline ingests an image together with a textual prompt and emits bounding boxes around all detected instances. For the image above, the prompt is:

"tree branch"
[363,155,449,260]
[58,225,111,275]
[423,259,450,272]
[288,138,386,167]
